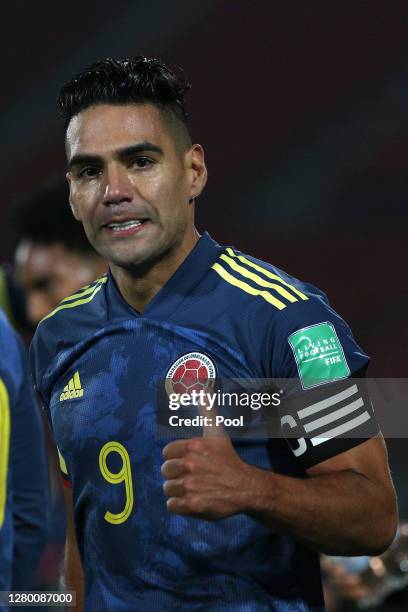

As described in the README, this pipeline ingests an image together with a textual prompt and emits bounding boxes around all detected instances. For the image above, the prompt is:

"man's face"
[15,241,103,326]
[66,103,206,270]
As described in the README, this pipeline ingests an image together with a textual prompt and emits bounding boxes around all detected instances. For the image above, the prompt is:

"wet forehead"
[66,103,169,160]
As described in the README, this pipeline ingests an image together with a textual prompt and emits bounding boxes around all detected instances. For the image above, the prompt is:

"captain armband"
[279,375,379,470]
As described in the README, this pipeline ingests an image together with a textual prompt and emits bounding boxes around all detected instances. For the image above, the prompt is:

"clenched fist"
[161,436,255,520]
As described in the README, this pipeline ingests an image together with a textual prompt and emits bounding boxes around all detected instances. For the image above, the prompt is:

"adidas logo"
[60,372,84,401]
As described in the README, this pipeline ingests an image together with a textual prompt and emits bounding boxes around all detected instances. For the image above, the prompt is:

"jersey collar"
[106,232,224,321]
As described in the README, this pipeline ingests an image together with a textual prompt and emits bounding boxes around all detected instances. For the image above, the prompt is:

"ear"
[66,172,82,221]
[188,144,207,202]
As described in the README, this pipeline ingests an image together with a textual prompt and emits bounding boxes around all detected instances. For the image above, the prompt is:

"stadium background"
[1,0,407,605]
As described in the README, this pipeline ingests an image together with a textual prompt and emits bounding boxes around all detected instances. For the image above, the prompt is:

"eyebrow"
[67,142,164,171]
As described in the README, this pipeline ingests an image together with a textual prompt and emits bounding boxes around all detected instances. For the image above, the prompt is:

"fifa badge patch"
[288,322,350,389]
[165,352,216,397]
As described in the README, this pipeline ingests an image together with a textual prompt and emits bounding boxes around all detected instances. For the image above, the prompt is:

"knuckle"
[187,438,202,453]
[184,459,195,474]
[167,496,187,514]
[183,476,195,492]
[171,459,182,476]
[187,495,203,514]
[164,477,187,498]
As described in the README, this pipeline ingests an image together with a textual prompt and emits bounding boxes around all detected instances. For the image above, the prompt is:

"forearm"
[242,466,397,556]
[162,436,397,555]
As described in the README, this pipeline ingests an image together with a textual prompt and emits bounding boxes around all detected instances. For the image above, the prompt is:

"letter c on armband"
[280,414,307,457]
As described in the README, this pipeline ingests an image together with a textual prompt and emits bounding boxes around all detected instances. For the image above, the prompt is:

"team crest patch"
[165,352,216,397]
[288,322,350,389]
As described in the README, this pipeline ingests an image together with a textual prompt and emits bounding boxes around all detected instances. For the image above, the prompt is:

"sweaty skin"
[66,103,207,313]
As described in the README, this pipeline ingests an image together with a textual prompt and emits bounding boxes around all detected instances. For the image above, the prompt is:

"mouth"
[103,218,149,237]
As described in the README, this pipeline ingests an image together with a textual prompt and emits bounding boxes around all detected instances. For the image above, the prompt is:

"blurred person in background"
[8,179,106,598]
[13,178,107,329]
[321,527,408,612]
[0,265,29,334]
[0,309,49,603]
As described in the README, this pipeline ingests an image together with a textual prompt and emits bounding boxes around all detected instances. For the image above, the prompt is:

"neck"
[110,228,200,312]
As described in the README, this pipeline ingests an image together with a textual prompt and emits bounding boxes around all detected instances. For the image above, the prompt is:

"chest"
[48,322,256,467]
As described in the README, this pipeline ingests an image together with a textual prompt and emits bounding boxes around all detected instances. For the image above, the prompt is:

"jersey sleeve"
[10,339,50,589]
[266,292,379,470]
[0,321,50,590]
[29,325,50,410]
[30,324,72,488]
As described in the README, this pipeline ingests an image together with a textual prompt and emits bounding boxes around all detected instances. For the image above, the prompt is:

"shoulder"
[40,274,108,325]
[34,275,108,341]
[0,308,18,346]
[0,309,25,399]
[0,308,22,361]
[210,245,368,379]
[30,275,109,389]
[210,244,328,316]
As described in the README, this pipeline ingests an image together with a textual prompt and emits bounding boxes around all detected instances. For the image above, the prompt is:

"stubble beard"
[103,227,184,279]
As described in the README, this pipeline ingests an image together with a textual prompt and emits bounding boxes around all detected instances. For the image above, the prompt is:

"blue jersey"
[0,310,49,601]
[30,233,375,611]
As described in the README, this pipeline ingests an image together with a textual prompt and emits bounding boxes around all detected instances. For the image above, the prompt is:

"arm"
[62,485,84,611]
[161,433,397,556]
[11,352,50,590]
[162,291,397,554]
[29,327,84,604]
[244,434,397,555]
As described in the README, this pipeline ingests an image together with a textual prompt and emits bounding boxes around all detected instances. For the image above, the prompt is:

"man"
[0,264,28,333]
[0,309,49,601]
[11,179,106,594]
[30,56,397,611]
[14,179,106,328]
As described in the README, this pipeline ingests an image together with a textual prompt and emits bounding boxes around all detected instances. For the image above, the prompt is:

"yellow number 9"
[0,378,11,528]
[99,441,134,525]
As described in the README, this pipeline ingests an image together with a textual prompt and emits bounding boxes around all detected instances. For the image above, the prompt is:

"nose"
[102,163,133,206]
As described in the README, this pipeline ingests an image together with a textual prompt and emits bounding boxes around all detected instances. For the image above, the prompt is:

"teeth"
[107,220,142,231]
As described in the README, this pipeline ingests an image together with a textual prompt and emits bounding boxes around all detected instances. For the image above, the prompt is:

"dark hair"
[58,56,192,145]
[13,178,95,254]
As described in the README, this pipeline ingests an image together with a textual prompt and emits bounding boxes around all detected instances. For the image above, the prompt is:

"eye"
[79,166,101,178]
[32,278,52,291]
[131,157,153,169]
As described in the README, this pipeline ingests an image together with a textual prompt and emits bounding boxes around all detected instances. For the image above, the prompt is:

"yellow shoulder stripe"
[0,378,11,528]
[40,277,108,324]
[226,248,308,301]
[212,262,286,309]
[59,275,108,305]
[219,253,298,303]
[57,447,69,476]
